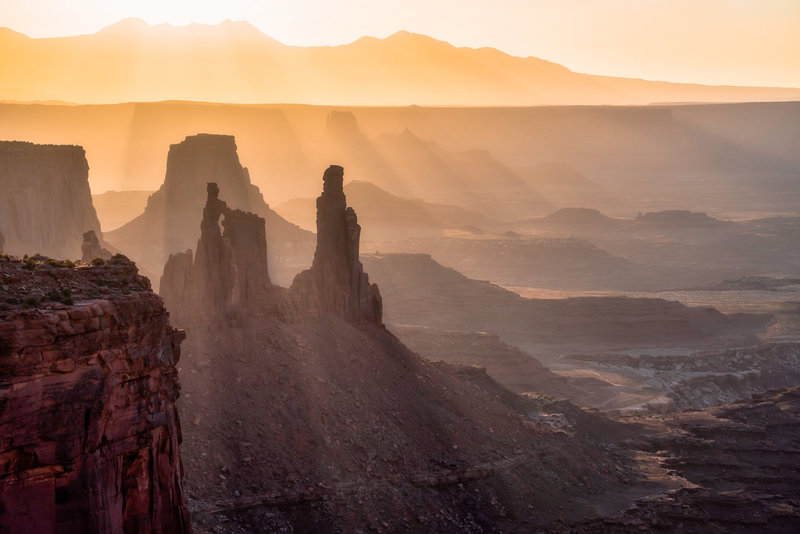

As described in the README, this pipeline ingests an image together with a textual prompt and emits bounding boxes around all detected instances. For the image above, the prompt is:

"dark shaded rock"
[563,387,800,533]
[290,165,382,325]
[0,255,191,533]
[161,168,382,327]
[0,141,104,258]
[81,229,112,262]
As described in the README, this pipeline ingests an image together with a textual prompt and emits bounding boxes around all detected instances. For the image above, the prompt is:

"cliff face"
[0,141,104,259]
[106,134,313,287]
[0,255,190,533]
[161,167,381,327]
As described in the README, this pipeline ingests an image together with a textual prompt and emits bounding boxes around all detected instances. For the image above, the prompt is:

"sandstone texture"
[0,141,104,259]
[0,255,190,533]
[106,134,313,287]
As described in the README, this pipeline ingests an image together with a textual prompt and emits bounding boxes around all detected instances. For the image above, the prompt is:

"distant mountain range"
[2,18,799,105]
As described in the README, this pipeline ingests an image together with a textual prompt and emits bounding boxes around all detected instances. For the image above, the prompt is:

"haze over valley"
[2,5,800,533]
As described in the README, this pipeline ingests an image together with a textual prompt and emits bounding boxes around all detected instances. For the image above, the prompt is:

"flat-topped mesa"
[0,141,104,258]
[291,165,382,325]
[160,182,271,325]
[162,134,256,210]
[0,255,190,533]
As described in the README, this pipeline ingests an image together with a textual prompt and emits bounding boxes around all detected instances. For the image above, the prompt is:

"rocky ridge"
[156,167,659,533]
[562,386,800,533]
[0,255,190,533]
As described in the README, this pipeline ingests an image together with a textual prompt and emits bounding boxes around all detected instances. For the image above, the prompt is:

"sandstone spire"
[291,165,382,325]
[160,182,271,324]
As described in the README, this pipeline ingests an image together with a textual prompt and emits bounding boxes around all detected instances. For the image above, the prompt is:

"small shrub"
[45,258,75,268]
[24,297,39,307]
[91,257,105,266]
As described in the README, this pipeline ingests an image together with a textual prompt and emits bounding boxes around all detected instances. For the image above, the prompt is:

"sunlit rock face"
[0,141,104,259]
[161,166,382,327]
[0,255,190,534]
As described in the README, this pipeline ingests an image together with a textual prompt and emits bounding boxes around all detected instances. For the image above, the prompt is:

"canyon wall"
[0,141,104,259]
[0,255,190,533]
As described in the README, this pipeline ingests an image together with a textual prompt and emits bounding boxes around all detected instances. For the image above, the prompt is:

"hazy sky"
[3,0,799,87]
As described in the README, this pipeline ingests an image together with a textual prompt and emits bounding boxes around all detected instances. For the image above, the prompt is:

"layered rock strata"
[566,387,800,533]
[161,167,382,326]
[0,255,191,533]
[0,141,104,259]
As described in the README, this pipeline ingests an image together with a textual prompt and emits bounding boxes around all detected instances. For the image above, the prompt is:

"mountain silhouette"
[2,19,799,105]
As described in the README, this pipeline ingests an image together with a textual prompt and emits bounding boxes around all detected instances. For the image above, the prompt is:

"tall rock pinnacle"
[160,182,271,324]
[161,166,382,327]
[292,165,382,325]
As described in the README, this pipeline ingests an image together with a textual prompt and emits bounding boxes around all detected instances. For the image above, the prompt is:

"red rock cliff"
[0,255,191,533]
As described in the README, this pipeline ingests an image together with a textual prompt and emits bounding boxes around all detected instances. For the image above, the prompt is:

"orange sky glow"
[1,0,799,87]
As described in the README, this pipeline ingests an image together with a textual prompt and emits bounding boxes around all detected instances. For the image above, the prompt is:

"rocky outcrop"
[161,168,382,327]
[0,141,104,259]
[160,183,272,324]
[0,255,190,533]
[81,229,112,262]
[106,134,313,287]
[290,165,382,324]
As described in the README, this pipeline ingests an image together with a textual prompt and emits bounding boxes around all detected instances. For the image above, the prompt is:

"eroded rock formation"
[0,141,104,258]
[107,134,313,286]
[290,165,382,324]
[0,255,190,533]
[161,167,382,327]
[161,183,271,323]
[81,229,112,262]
